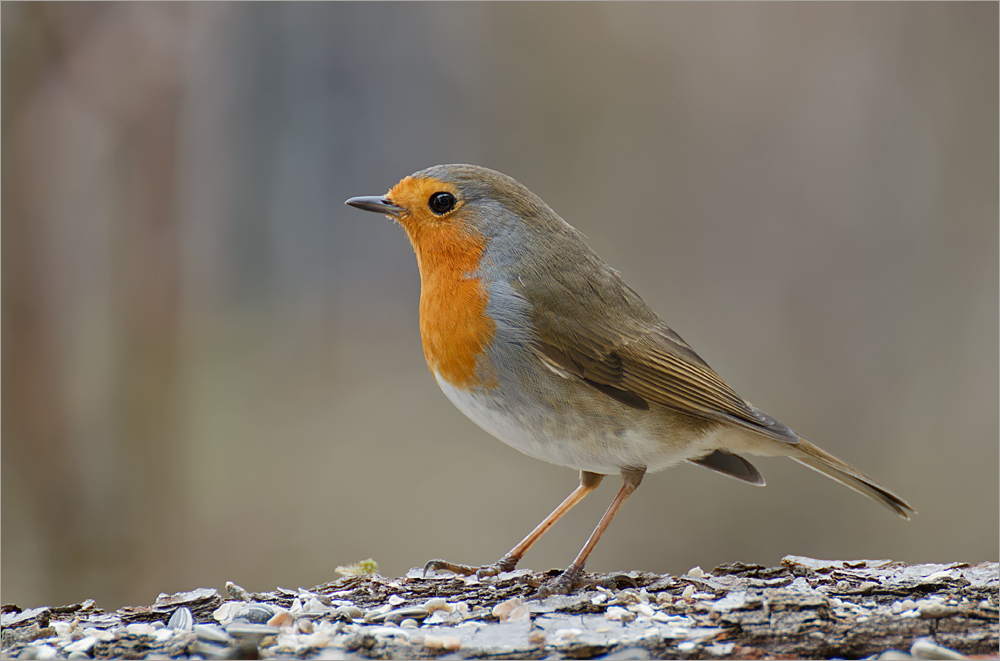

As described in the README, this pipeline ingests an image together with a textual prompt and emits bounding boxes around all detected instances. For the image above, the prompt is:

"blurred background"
[3,3,997,612]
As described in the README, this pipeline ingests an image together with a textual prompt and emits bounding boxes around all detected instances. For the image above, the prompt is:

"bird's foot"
[423,554,519,580]
[536,565,586,597]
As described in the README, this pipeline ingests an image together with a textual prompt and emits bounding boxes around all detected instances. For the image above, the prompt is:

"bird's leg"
[537,466,646,597]
[424,471,604,579]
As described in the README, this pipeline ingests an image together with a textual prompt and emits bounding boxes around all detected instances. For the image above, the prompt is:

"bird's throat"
[410,225,497,390]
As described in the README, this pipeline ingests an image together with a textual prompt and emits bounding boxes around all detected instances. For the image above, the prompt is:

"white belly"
[434,371,718,475]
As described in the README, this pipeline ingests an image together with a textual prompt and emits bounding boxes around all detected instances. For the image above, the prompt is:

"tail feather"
[792,438,914,519]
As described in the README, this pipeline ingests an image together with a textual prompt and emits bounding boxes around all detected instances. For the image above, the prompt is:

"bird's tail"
[791,438,914,519]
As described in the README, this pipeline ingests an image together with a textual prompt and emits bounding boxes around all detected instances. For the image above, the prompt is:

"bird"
[345,164,913,596]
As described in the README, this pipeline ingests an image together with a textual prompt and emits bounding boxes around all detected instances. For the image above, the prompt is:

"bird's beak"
[345,196,404,217]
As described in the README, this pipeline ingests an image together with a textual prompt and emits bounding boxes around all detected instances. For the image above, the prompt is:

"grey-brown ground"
[2,557,996,660]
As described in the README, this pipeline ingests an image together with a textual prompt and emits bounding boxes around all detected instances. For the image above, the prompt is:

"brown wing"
[518,263,798,445]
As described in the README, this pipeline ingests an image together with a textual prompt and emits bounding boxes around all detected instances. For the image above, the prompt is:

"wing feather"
[517,268,796,444]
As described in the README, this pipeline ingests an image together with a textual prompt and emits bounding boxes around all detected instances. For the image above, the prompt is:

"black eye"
[428,191,456,215]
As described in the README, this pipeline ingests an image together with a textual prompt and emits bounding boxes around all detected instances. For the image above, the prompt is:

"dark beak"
[345,196,404,217]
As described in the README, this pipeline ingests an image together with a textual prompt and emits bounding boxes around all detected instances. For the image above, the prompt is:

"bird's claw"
[423,555,519,580]
[536,565,586,597]
[422,559,477,577]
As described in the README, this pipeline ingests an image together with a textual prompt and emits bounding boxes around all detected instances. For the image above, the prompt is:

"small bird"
[346,164,913,596]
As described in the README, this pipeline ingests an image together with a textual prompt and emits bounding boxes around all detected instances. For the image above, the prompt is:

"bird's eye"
[428,191,456,215]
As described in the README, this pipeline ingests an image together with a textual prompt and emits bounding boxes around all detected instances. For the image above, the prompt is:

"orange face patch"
[386,175,462,224]
[386,176,496,389]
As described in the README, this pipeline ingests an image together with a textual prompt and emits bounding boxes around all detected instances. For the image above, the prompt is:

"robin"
[346,164,913,596]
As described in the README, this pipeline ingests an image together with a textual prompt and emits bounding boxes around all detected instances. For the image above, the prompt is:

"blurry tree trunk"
[2,3,187,606]
[3,1,91,607]
[112,51,183,607]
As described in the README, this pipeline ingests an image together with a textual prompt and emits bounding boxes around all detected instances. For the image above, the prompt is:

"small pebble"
[612,590,641,605]
[400,618,419,628]
[910,637,966,660]
[687,566,705,578]
[335,605,364,621]
[51,622,73,636]
[298,589,332,607]
[490,597,524,622]
[188,639,231,659]
[125,623,156,636]
[878,652,913,661]
[423,634,461,650]
[553,628,582,643]
[225,623,280,643]
[303,598,330,613]
[363,604,393,622]
[424,597,450,613]
[292,629,336,649]
[297,618,314,634]
[34,647,58,661]
[708,642,735,656]
[627,602,656,618]
[425,611,448,624]
[681,585,695,600]
[225,582,252,602]
[267,610,292,627]
[388,594,405,606]
[527,629,546,645]
[605,606,637,622]
[63,637,97,655]
[194,623,232,644]
[924,570,958,582]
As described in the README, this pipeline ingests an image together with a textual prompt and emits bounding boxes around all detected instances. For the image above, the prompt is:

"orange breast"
[409,223,496,389]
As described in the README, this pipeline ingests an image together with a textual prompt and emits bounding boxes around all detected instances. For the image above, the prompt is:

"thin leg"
[424,471,604,579]
[538,466,646,596]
